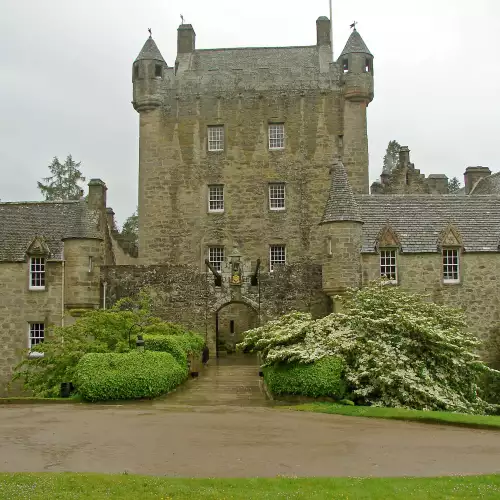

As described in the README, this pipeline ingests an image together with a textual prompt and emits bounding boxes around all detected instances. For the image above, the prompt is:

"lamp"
[136,334,145,351]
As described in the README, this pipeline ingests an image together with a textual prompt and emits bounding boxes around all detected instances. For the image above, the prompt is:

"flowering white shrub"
[238,282,498,414]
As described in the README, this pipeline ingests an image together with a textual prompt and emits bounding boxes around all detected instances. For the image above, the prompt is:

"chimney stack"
[87,179,107,211]
[177,24,196,54]
[464,166,491,195]
[399,146,410,167]
[316,16,331,46]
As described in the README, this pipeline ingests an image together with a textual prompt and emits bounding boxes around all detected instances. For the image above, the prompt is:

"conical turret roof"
[135,36,166,63]
[321,160,363,224]
[339,29,372,57]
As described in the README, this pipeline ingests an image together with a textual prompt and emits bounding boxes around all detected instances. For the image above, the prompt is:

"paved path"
[1,405,500,477]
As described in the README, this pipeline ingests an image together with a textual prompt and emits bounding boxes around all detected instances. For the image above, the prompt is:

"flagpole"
[329,0,334,59]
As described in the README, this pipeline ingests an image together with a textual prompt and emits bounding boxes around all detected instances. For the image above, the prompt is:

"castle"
[1,16,500,393]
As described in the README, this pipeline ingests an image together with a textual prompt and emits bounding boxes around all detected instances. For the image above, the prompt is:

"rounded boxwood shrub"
[75,351,187,402]
[263,357,346,399]
[144,334,188,366]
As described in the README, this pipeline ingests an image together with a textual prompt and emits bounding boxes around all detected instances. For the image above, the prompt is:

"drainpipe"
[103,281,107,310]
[61,260,65,328]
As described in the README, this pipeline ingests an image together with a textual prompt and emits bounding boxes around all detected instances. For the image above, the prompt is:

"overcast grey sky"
[1,0,499,225]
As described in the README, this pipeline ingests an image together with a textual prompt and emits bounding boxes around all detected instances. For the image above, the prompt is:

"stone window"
[208,246,225,272]
[269,244,286,271]
[380,249,397,284]
[269,183,285,210]
[342,58,349,73]
[133,63,139,79]
[443,248,460,283]
[208,185,224,212]
[29,257,46,290]
[208,126,224,152]
[155,64,162,78]
[269,124,284,150]
[29,323,45,348]
[365,58,372,73]
[88,256,93,273]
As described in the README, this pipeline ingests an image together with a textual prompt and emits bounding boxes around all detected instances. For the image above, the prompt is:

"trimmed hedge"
[142,325,205,355]
[263,357,346,399]
[144,335,188,366]
[75,351,187,402]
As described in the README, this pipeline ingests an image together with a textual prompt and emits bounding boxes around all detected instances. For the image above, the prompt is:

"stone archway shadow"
[214,298,259,358]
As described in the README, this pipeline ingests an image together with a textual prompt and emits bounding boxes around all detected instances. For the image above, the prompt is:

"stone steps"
[156,354,269,407]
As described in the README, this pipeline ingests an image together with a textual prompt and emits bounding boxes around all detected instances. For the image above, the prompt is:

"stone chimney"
[106,207,116,231]
[177,24,196,54]
[87,179,107,211]
[316,16,331,46]
[427,174,449,194]
[464,166,491,195]
[399,146,410,167]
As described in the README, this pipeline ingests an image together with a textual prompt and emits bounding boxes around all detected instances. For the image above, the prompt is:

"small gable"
[376,224,400,249]
[438,224,463,248]
[26,236,51,257]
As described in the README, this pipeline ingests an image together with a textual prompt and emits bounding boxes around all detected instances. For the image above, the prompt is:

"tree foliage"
[382,140,401,174]
[121,209,138,245]
[238,283,498,414]
[12,291,200,397]
[448,176,462,193]
[37,155,86,201]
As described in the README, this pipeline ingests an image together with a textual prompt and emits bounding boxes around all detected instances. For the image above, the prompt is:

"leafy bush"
[75,351,187,402]
[144,335,187,366]
[264,357,346,398]
[12,291,202,397]
[239,282,498,414]
[143,325,205,355]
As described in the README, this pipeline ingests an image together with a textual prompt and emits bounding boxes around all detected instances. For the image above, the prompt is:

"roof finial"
[349,20,357,31]
[148,28,152,37]
[180,14,185,25]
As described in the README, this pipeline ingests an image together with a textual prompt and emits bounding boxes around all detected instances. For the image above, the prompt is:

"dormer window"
[155,64,162,78]
[342,58,349,73]
[29,257,46,290]
[380,249,397,284]
[443,248,460,284]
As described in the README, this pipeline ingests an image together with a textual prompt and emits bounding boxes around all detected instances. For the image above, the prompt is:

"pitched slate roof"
[0,201,102,262]
[339,29,372,57]
[471,172,500,195]
[357,195,500,253]
[321,161,362,223]
[135,36,166,63]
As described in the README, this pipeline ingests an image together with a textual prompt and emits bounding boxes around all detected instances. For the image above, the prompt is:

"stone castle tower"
[132,17,373,277]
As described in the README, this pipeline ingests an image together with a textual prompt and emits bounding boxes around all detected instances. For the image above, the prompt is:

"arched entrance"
[215,301,258,357]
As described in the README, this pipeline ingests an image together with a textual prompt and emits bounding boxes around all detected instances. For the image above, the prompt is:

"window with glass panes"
[208,246,224,272]
[268,124,284,150]
[208,185,224,212]
[269,183,285,210]
[269,245,286,271]
[379,249,397,283]
[208,126,224,151]
[443,248,459,282]
[29,257,45,289]
[29,323,45,348]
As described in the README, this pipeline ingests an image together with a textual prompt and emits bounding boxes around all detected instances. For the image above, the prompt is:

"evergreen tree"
[121,209,138,245]
[382,140,401,174]
[448,176,462,193]
[37,155,85,201]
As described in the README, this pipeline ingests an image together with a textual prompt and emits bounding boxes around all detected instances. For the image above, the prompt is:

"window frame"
[268,183,286,211]
[269,244,286,272]
[379,248,398,284]
[208,246,225,273]
[442,248,460,284]
[28,322,45,349]
[154,63,163,78]
[207,125,225,152]
[268,123,285,150]
[29,256,46,291]
[208,184,224,213]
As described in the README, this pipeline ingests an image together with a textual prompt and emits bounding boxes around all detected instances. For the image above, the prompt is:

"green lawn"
[0,473,499,499]
[286,402,500,429]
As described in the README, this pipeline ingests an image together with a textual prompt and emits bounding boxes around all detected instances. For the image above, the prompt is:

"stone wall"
[137,88,344,268]
[0,261,64,395]
[362,252,500,343]
[101,263,330,351]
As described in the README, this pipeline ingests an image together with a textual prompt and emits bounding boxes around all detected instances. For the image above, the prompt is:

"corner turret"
[320,159,363,305]
[132,35,167,113]
[339,27,374,195]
